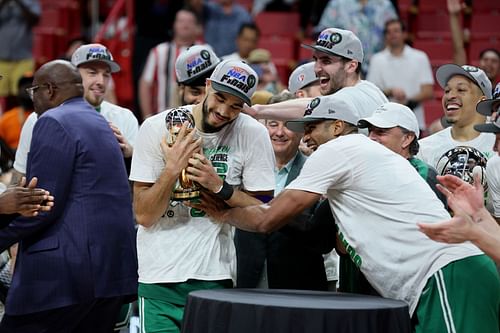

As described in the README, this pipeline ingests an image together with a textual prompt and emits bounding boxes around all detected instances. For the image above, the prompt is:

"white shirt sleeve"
[486,155,500,218]
[13,112,37,174]
[366,53,385,89]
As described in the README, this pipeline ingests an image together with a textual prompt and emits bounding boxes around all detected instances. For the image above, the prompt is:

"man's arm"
[448,0,467,65]
[194,189,321,233]
[0,176,52,216]
[12,0,40,25]
[133,125,202,227]
[139,79,154,119]
[244,98,311,120]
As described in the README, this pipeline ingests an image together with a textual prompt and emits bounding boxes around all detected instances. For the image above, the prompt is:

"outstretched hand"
[0,177,54,216]
[436,174,484,216]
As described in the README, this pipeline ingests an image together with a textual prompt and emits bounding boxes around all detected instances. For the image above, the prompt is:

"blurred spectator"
[448,0,500,88]
[223,23,260,62]
[0,0,40,109]
[252,0,295,15]
[315,0,397,74]
[367,19,434,131]
[248,48,284,94]
[139,8,200,118]
[204,0,252,57]
[0,73,32,151]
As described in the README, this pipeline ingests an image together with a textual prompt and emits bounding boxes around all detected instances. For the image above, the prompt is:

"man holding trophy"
[130,58,275,332]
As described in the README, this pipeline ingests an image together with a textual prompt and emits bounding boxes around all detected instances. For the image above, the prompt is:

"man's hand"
[436,174,483,217]
[243,104,261,119]
[0,177,54,216]
[418,214,476,243]
[161,122,202,176]
[185,190,230,223]
[186,153,223,193]
[447,0,463,15]
[390,88,407,104]
[109,123,133,158]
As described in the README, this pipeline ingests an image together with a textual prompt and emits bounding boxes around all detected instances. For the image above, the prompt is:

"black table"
[182,289,411,333]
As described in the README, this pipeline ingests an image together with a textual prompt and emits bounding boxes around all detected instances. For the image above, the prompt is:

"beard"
[200,98,236,133]
[324,69,347,96]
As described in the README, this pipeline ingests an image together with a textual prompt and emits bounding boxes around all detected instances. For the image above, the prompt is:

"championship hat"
[288,62,319,94]
[209,59,258,106]
[175,44,220,86]
[301,28,364,63]
[476,82,500,116]
[71,43,120,73]
[436,64,492,99]
[358,102,420,137]
[286,94,359,132]
[474,116,500,133]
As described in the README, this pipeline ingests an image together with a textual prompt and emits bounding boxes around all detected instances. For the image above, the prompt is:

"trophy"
[165,108,200,201]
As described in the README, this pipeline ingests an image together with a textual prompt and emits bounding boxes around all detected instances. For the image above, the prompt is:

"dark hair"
[383,18,406,35]
[268,91,295,104]
[479,48,500,60]
[399,127,420,156]
[238,22,260,38]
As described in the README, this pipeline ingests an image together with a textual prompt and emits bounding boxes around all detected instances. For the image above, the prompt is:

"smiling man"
[130,59,275,332]
[418,64,495,168]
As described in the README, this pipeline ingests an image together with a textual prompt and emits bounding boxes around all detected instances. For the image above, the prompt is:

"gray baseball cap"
[358,102,420,138]
[71,43,120,73]
[302,28,364,63]
[286,94,359,132]
[436,64,492,99]
[476,82,500,116]
[175,44,220,86]
[474,116,500,133]
[288,62,319,94]
[209,59,258,106]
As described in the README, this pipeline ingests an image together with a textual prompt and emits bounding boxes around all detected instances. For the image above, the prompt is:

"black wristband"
[214,181,234,201]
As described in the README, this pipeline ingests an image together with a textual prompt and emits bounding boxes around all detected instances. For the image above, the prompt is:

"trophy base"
[171,190,200,201]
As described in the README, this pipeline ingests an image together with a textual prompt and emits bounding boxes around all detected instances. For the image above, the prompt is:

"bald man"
[0,60,138,333]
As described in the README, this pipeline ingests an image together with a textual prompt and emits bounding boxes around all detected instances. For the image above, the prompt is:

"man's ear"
[401,132,415,150]
[47,83,57,100]
[345,60,358,74]
[206,79,212,90]
[332,119,345,136]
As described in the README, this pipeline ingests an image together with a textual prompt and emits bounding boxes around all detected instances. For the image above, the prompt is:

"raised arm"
[244,98,312,120]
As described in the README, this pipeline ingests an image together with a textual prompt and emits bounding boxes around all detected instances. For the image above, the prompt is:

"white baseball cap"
[71,43,120,73]
[301,28,364,63]
[288,62,319,94]
[175,44,220,86]
[436,64,492,99]
[209,59,258,106]
[286,94,360,132]
[476,82,500,116]
[358,102,420,138]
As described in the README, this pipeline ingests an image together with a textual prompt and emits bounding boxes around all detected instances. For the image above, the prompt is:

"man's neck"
[174,38,194,48]
[389,44,405,56]
[275,151,297,170]
[450,121,484,141]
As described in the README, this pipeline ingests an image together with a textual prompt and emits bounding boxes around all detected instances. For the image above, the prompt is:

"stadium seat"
[258,36,296,61]
[255,12,300,38]
[423,99,444,127]
[417,0,448,12]
[469,38,500,62]
[470,13,500,38]
[413,38,454,68]
[471,0,500,13]
[298,39,315,62]
[415,11,460,39]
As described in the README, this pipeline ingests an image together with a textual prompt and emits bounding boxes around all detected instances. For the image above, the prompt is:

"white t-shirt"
[129,106,275,284]
[486,154,500,218]
[367,45,434,129]
[14,102,138,174]
[287,134,482,314]
[335,80,388,119]
[417,127,496,169]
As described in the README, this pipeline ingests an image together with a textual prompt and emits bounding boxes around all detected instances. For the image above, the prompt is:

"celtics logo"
[304,97,320,115]
[463,65,479,73]
[247,74,256,88]
[329,32,342,45]
[201,50,210,60]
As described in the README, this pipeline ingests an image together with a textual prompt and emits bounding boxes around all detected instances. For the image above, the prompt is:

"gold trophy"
[165,108,200,201]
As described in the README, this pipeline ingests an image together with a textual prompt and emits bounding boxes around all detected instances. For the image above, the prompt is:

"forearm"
[225,189,268,208]
[13,0,39,25]
[133,169,179,228]
[255,98,311,120]
[449,13,466,65]
[139,80,153,118]
[411,85,434,103]
[470,208,500,263]
[224,204,286,233]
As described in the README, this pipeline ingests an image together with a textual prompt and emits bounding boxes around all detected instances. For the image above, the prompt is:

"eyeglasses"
[25,83,50,100]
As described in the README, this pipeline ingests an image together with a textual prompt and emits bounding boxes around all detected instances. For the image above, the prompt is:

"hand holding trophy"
[165,108,202,200]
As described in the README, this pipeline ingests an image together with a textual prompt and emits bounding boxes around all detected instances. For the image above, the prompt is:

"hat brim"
[285,117,328,132]
[211,81,251,106]
[357,117,397,129]
[474,122,500,133]
[301,44,346,60]
[78,59,121,73]
[476,99,500,116]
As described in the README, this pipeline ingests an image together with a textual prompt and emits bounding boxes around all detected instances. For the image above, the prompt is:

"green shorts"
[138,279,231,333]
[414,254,500,333]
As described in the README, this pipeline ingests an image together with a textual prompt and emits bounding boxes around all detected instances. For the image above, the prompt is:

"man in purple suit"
[0,60,138,333]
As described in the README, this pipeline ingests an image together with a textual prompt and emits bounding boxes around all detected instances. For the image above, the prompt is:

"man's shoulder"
[100,101,136,118]
[234,113,267,133]
[419,128,450,145]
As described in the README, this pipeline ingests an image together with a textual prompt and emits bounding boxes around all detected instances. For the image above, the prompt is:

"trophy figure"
[165,108,200,201]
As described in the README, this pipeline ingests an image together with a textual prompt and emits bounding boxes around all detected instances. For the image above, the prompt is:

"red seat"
[413,38,454,67]
[258,36,296,62]
[469,38,500,62]
[255,12,300,38]
[418,0,448,12]
[415,11,460,39]
[471,0,500,13]
[423,99,444,128]
[298,38,315,62]
[470,13,500,38]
